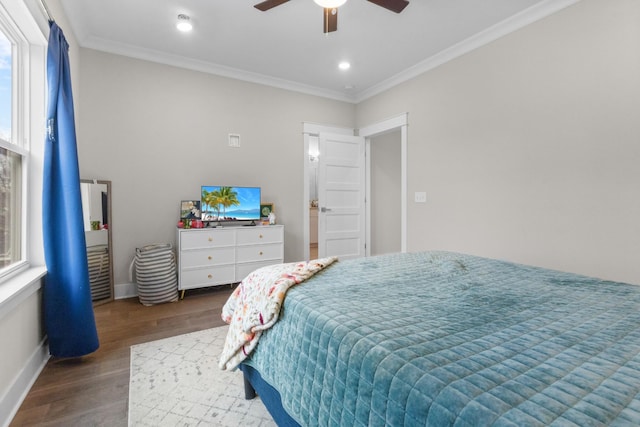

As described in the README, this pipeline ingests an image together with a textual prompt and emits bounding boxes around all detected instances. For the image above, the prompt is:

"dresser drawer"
[236,243,283,263]
[176,225,284,295]
[180,229,235,249]
[180,247,235,269]
[236,226,283,245]
[236,261,282,282]
[179,265,236,290]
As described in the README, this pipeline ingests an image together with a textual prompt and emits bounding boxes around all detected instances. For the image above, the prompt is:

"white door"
[318,133,366,260]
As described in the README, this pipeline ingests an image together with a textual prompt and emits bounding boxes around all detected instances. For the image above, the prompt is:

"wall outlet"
[414,192,427,203]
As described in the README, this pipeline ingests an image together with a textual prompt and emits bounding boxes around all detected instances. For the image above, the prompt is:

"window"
[0,0,44,282]
[0,29,9,142]
[0,28,21,271]
[0,147,21,269]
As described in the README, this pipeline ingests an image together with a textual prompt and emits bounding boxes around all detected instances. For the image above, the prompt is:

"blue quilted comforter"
[243,251,640,426]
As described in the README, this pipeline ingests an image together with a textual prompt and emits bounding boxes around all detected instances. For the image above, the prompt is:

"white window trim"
[0,0,48,307]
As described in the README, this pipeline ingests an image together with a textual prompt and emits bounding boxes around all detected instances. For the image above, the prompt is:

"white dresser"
[176,225,284,297]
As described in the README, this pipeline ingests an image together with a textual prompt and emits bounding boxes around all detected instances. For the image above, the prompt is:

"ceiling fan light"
[176,14,193,32]
[314,0,347,8]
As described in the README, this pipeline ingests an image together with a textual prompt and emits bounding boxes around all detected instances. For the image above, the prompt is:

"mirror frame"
[81,179,114,306]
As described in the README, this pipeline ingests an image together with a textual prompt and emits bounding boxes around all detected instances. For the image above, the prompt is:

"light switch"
[414,192,427,203]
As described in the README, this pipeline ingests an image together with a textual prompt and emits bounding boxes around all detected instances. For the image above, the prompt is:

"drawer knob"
[208,237,213,242]
[259,234,263,239]
[259,251,263,256]
[208,274,213,279]
[208,256,212,260]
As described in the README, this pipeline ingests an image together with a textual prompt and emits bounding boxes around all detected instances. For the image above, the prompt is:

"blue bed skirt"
[239,363,300,426]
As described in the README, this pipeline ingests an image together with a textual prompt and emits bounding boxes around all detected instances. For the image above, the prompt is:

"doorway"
[302,114,408,260]
[369,130,402,255]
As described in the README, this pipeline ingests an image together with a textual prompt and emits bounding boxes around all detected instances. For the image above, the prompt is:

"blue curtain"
[43,22,99,357]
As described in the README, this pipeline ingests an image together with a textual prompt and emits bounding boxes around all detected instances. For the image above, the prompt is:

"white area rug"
[129,326,276,426]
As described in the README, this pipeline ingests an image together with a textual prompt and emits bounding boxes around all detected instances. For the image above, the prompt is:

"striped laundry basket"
[130,243,179,306]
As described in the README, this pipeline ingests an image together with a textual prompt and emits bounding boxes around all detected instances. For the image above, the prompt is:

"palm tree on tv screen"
[217,187,240,220]
[201,188,221,220]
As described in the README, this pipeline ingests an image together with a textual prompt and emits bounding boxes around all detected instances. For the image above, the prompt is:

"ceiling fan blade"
[254,0,290,12]
[323,8,338,33]
[366,0,409,13]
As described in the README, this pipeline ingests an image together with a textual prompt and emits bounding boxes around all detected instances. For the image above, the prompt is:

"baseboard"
[0,338,49,427]
[115,282,137,300]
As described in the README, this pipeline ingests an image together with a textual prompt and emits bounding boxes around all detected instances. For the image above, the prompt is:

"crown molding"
[81,35,358,104]
[354,0,582,103]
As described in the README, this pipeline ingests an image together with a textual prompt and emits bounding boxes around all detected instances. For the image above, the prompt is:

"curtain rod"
[39,0,54,22]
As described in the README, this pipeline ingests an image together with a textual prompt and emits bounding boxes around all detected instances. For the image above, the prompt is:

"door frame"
[359,113,408,255]
[302,114,408,260]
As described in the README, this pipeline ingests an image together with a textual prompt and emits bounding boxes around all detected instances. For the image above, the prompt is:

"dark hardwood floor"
[10,286,235,426]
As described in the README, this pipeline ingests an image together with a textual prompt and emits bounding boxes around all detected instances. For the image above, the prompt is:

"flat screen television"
[201,185,261,225]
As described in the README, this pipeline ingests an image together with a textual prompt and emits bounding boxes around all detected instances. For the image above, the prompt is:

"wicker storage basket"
[131,243,178,306]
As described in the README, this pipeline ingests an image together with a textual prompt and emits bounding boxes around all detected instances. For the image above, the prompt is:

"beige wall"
[370,130,401,255]
[358,0,640,285]
[0,290,45,393]
[76,50,356,286]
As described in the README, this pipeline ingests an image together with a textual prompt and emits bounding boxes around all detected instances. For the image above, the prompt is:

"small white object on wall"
[228,134,240,148]
[414,192,427,203]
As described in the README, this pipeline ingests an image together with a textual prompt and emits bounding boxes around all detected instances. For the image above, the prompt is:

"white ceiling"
[58,0,578,103]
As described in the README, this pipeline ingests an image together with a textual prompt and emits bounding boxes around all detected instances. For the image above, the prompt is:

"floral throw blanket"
[219,257,338,371]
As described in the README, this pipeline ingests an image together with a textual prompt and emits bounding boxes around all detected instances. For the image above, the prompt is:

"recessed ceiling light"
[338,61,351,70]
[176,14,193,32]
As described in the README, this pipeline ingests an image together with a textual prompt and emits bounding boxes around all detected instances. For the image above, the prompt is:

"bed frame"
[240,364,300,426]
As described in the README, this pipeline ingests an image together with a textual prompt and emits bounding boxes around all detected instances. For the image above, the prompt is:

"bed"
[230,251,640,426]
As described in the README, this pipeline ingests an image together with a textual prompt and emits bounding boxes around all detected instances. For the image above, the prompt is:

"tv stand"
[244,220,257,226]
[176,225,284,298]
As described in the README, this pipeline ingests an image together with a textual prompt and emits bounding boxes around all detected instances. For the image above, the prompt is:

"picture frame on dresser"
[260,203,274,219]
[180,200,201,219]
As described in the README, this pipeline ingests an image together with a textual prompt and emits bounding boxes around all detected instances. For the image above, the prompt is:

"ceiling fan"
[254,0,410,33]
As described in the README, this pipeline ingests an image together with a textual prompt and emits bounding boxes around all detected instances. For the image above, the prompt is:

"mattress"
[243,251,640,426]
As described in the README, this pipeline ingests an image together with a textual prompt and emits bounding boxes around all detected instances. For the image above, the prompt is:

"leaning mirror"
[80,179,114,305]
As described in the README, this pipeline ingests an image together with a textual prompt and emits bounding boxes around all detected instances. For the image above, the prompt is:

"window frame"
[0,11,29,280]
[0,0,47,288]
